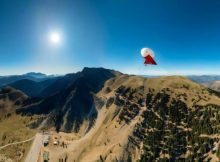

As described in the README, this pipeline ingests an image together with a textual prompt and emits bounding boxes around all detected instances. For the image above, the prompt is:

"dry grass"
[0,114,37,162]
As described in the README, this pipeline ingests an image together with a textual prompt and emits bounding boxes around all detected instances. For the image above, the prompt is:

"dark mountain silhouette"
[39,73,81,97]
[8,79,57,97]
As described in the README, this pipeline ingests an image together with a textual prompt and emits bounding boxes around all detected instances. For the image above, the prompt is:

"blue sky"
[0,0,220,75]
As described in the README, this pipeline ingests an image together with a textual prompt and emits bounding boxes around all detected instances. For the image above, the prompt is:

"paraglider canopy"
[141,48,157,65]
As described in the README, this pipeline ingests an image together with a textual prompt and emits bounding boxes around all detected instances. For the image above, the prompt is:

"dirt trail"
[0,136,35,150]
[25,133,43,162]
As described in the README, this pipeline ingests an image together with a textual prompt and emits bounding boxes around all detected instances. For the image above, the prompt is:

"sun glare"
[50,32,60,44]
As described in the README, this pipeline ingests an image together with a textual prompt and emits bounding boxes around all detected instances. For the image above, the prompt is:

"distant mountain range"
[143,75,220,83]
[187,75,220,83]
[202,80,220,92]
[187,75,220,92]
[0,72,57,87]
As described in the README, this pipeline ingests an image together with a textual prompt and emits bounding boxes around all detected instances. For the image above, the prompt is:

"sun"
[50,32,60,44]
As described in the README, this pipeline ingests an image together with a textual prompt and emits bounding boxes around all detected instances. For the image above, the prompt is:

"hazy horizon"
[1,67,220,76]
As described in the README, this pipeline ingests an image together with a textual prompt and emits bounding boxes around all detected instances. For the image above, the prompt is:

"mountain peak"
[82,67,122,76]
[82,67,111,73]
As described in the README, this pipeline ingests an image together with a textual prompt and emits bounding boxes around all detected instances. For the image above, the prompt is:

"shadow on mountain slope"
[16,67,121,132]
